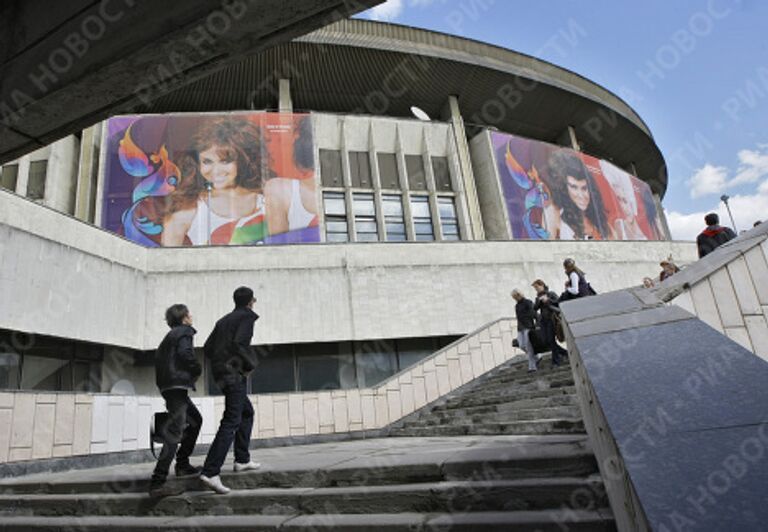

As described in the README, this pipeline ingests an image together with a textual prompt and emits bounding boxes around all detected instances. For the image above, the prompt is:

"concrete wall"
[0,190,146,348]
[1,186,698,351]
[0,318,517,463]
[663,226,768,361]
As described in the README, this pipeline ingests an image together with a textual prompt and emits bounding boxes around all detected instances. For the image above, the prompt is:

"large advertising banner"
[102,112,320,246]
[491,131,665,241]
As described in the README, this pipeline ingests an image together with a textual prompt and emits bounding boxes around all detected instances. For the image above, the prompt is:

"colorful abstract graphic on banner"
[102,113,320,246]
[491,131,665,241]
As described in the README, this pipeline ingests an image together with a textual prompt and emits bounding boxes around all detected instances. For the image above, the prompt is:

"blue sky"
[359,0,768,240]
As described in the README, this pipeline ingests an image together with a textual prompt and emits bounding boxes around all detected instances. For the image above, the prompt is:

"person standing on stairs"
[200,286,261,494]
[512,289,539,373]
[532,280,569,368]
[149,304,203,498]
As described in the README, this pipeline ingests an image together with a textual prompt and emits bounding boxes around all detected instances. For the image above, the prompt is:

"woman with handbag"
[532,280,569,368]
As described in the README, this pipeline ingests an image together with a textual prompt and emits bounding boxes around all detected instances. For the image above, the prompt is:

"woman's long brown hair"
[170,117,274,212]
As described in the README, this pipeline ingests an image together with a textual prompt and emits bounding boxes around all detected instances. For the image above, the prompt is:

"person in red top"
[696,213,736,258]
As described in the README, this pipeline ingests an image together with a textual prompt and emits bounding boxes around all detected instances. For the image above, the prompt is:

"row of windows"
[0,161,48,200]
[324,192,460,242]
[208,335,460,395]
[0,330,102,392]
[320,150,453,192]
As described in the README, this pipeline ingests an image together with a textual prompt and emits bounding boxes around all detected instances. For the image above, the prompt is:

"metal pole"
[720,194,738,232]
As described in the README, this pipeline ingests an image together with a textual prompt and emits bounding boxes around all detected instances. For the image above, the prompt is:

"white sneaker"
[199,474,230,494]
[233,461,261,472]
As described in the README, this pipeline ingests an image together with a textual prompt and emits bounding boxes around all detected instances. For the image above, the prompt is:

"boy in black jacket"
[200,286,260,494]
[149,304,203,497]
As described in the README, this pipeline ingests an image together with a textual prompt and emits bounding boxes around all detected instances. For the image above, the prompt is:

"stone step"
[408,405,583,426]
[431,393,580,416]
[473,377,576,396]
[0,436,598,496]
[0,509,617,531]
[443,386,577,409]
[0,477,609,518]
[481,365,573,385]
[391,418,586,437]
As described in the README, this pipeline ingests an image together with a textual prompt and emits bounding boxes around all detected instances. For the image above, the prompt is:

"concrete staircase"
[0,356,615,531]
[388,357,583,438]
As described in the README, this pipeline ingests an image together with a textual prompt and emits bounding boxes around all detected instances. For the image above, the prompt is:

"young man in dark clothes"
[697,213,736,258]
[150,304,203,497]
[200,286,261,494]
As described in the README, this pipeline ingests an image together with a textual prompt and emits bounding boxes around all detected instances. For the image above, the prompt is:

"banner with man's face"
[102,112,320,247]
[491,131,665,241]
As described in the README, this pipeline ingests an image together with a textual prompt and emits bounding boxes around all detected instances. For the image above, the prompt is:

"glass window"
[405,155,427,191]
[397,337,436,369]
[353,193,378,242]
[250,344,296,393]
[355,340,397,387]
[349,151,372,189]
[410,196,434,241]
[431,156,452,191]
[324,192,348,242]
[1,164,19,191]
[381,195,406,242]
[27,160,47,200]
[296,342,356,391]
[0,352,20,390]
[438,197,460,241]
[377,153,400,190]
[320,149,343,187]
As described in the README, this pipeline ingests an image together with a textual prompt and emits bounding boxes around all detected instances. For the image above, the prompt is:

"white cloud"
[666,181,768,240]
[365,0,438,21]
[687,164,728,198]
[730,147,768,187]
[686,145,768,198]
[366,0,405,21]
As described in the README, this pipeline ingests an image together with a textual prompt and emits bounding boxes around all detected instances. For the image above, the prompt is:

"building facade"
[0,19,694,408]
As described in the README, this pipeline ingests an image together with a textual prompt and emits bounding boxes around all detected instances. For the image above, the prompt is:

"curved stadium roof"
[145,19,668,196]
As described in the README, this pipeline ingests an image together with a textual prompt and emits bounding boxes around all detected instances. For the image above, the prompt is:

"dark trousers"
[152,389,201,483]
[541,318,568,365]
[202,376,254,477]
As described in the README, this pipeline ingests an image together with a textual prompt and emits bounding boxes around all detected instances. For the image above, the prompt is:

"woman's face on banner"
[199,145,238,189]
[566,175,590,212]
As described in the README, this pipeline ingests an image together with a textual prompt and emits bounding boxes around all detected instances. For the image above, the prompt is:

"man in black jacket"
[150,304,203,497]
[512,289,539,373]
[200,286,260,494]
[697,213,736,258]
[532,279,569,368]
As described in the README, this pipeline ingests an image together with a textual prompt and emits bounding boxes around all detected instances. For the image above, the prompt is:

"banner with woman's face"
[491,131,665,241]
[102,112,320,247]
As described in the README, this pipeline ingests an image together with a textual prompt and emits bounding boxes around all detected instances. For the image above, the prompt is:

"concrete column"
[15,155,30,196]
[278,79,293,113]
[654,193,673,241]
[368,123,387,242]
[441,95,484,240]
[396,125,415,241]
[557,125,580,151]
[45,136,80,214]
[75,125,102,222]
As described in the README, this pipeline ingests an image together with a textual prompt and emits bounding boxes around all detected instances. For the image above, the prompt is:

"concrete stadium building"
[0,20,697,462]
